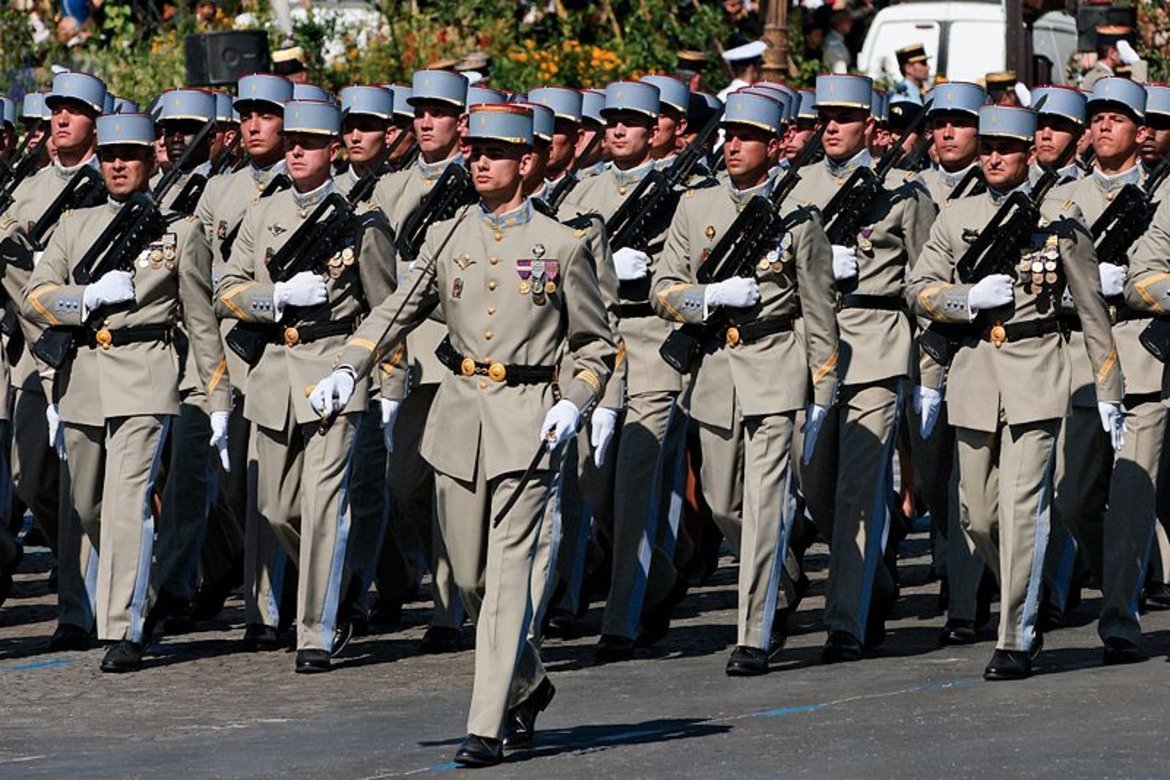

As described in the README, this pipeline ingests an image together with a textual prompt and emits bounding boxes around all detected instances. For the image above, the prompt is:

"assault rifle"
[168,131,241,216]
[1090,154,1170,268]
[545,132,603,213]
[152,118,215,213]
[394,162,475,264]
[0,134,48,212]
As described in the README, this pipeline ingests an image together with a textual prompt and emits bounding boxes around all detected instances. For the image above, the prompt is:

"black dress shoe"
[1102,636,1144,665]
[331,621,354,657]
[419,625,464,654]
[726,645,769,676]
[242,623,282,652]
[1143,582,1170,611]
[983,649,1031,680]
[454,734,503,767]
[543,607,582,639]
[821,630,863,663]
[939,618,977,646]
[191,567,241,622]
[48,623,93,652]
[503,677,556,750]
[100,640,144,673]
[594,633,636,663]
[295,649,331,673]
[164,599,197,635]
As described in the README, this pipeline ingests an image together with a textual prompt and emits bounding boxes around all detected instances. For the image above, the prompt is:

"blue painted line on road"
[751,677,980,719]
[1,658,74,672]
[752,702,829,718]
[419,761,459,773]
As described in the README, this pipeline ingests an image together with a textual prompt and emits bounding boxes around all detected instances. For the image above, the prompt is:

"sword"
[491,427,558,528]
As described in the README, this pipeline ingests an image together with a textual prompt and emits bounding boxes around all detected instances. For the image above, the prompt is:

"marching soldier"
[0,98,15,163]
[652,90,839,674]
[213,98,396,672]
[1051,78,1161,663]
[195,73,294,648]
[23,111,230,672]
[309,102,616,765]
[577,89,608,175]
[528,86,584,192]
[907,105,1124,680]
[1031,87,1085,187]
[788,74,935,661]
[385,84,417,168]
[0,72,106,651]
[369,69,468,650]
[338,86,393,193]
[640,76,689,163]
[562,81,691,661]
[151,89,216,212]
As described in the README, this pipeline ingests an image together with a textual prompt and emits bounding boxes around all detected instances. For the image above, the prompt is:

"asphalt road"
[2,528,1168,778]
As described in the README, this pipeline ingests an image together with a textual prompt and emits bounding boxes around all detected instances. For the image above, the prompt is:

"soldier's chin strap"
[315,203,474,436]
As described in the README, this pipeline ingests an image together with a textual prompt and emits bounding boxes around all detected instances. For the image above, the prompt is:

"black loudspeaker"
[1075,6,1137,52]
[185,31,270,87]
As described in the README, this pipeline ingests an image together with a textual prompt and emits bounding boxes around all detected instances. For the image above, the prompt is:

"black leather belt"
[619,302,656,319]
[841,294,905,312]
[435,337,556,385]
[80,324,171,349]
[618,277,651,301]
[271,318,356,347]
[720,315,798,347]
[978,318,1064,347]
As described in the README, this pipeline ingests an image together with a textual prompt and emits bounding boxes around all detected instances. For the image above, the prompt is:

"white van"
[856,1,1079,86]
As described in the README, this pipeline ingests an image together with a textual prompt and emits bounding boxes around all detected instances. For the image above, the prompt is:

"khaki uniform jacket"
[22,200,231,426]
[1124,195,1170,400]
[0,157,102,402]
[371,154,462,388]
[214,183,398,430]
[561,160,686,396]
[195,162,290,386]
[651,180,840,430]
[335,199,617,482]
[907,190,1124,432]
[1054,168,1160,403]
[789,156,937,385]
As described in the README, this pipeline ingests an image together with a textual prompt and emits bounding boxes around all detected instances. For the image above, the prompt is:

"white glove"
[82,270,134,316]
[1098,401,1125,451]
[1117,40,1141,66]
[45,403,65,461]
[703,276,760,312]
[801,404,829,465]
[1013,82,1032,108]
[540,399,581,451]
[913,385,942,440]
[308,368,356,416]
[590,407,619,468]
[209,410,230,472]
[831,244,858,281]
[967,274,1014,311]
[1098,263,1125,298]
[380,398,400,453]
[612,247,650,281]
[273,270,327,318]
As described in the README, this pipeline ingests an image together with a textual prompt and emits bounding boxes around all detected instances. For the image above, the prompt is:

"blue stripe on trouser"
[529,442,569,635]
[82,541,99,627]
[1018,431,1056,652]
[128,416,171,643]
[660,406,689,560]
[319,415,362,651]
[1046,531,1077,612]
[758,458,794,652]
[267,548,286,628]
[622,399,682,637]
[856,389,902,636]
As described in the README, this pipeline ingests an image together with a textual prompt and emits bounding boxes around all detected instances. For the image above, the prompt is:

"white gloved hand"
[831,244,858,281]
[209,410,231,472]
[612,247,650,281]
[913,385,943,440]
[45,403,65,461]
[801,404,829,465]
[82,269,135,316]
[273,270,327,317]
[967,274,1014,311]
[1117,40,1141,66]
[308,368,356,416]
[1098,401,1126,451]
[703,276,760,312]
[590,407,619,468]
[540,399,581,451]
[1013,82,1032,108]
[380,398,401,453]
[1098,263,1125,297]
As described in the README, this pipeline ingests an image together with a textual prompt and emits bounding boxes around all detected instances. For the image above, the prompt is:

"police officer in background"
[310,102,616,765]
[908,104,1124,680]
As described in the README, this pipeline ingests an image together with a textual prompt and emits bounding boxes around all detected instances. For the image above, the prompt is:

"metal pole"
[761,0,789,82]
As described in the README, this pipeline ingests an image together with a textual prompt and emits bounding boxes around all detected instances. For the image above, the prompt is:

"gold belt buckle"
[487,362,507,382]
[95,326,113,349]
[725,326,740,347]
[460,357,476,376]
[989,323,1007,349]
[283,326,300,346]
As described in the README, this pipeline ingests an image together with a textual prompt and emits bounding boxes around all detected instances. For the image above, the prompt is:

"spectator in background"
[823,10,853,74]
[717,39,765,101]
[723,0,763,39]
[675,50,708,93]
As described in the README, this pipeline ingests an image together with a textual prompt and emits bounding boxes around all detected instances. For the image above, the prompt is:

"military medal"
[544,280,557,294]
[341,246,355,266]
[150,248,164,268]
[517,259,533,295]
[533,243,546,258]
[705,225,716,240]
[858,226,874,252]
[519,280,532,294]
[757,257,771,273]
[452,278,464,299]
